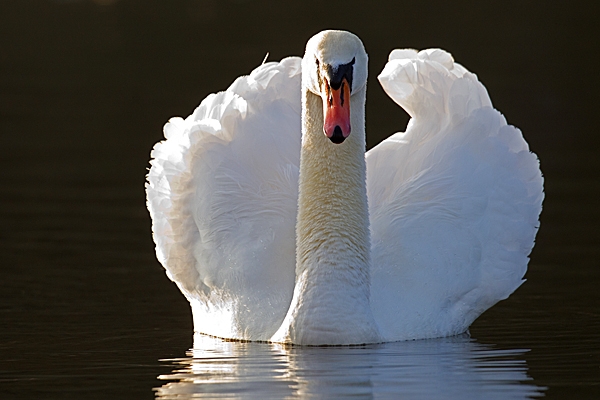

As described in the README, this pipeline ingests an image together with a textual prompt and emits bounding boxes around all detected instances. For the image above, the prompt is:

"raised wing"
[367,49,544,341]
[146,57,302,340]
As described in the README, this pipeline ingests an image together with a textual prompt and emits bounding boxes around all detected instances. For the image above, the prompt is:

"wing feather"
[146,57,302,340]
[368,49,543,341]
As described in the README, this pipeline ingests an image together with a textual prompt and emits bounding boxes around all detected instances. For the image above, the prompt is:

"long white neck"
[270,84,381,345]
[296,86,370,283]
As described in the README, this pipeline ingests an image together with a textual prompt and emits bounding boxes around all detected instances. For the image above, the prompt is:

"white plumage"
[146,31,543,345]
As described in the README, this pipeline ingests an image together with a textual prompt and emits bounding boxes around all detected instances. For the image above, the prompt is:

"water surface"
[156,334,544,399]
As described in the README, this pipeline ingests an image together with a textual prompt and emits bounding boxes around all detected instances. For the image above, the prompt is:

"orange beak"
[322,77,351,144]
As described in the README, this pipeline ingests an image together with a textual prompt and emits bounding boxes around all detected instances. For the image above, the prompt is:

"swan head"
[303,30,368,144]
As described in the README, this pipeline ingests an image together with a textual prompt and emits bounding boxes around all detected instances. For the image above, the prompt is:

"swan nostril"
[329,126,345,144]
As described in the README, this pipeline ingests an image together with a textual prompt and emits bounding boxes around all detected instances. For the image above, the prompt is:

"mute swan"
[146,30,543,345]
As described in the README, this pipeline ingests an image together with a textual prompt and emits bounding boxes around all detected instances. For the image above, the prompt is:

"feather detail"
[368,49,543,340]
[147,57,302,340]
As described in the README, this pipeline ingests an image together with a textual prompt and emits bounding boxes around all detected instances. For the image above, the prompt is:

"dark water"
[1,0,598,398]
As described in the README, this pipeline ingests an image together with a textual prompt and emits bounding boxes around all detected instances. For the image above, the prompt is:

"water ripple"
[155,333,545,399]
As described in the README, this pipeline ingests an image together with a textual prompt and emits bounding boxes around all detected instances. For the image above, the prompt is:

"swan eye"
[326,83,333,106]
[316,59,324,91]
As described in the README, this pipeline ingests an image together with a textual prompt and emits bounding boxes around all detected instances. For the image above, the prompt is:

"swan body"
[146,30,543,345]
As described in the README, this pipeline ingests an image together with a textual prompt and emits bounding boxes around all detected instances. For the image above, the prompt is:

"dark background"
[1,0,598,398]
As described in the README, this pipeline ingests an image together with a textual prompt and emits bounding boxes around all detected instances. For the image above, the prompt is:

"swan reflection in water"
[155,333,544,399]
